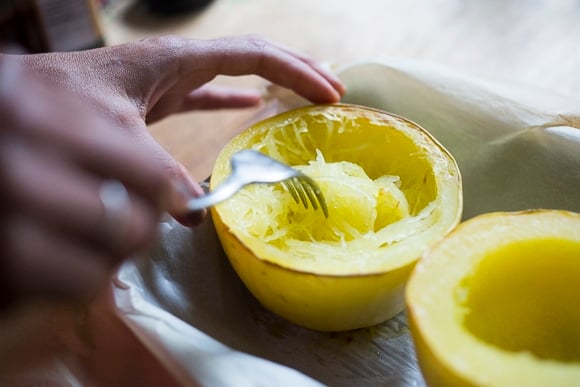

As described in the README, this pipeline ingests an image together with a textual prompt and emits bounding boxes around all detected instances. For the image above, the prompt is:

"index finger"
[180,35,345,103]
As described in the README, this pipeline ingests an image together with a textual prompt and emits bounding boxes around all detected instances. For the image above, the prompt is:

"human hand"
[0,58,172,307]
[13,35,345,226]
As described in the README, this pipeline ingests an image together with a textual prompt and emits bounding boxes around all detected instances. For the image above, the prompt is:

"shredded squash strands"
[221,149,439,273]
[212,107,463,275]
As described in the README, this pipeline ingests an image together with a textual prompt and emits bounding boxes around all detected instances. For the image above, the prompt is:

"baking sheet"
[118,217,423,386]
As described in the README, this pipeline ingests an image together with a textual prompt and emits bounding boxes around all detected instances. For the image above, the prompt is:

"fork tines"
[282,175,328,218]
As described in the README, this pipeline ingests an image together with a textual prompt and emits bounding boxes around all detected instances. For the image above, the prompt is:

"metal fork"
[186,150,328,217]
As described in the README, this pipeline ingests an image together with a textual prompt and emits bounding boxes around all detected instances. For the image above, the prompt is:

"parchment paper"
[114,58,580,386]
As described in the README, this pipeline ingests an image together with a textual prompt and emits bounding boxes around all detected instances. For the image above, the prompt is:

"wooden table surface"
[101,0,580,181]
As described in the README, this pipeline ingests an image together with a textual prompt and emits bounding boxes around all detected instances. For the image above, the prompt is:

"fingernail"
[174,209,207,228]
[337,82,347,96]
[169,174,209,227]
[332,88,342,102]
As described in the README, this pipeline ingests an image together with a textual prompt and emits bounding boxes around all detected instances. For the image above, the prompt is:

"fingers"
[148,84,263,120]
[71,127,173,213]
[0,60,172,308]
[118,128,208,227]
[181,35,345,104]
[182,84,263,110]
[170,163,207,227]
[271,39,346,96]
[0,215,108,304]
[1,79,171,246]
[2,139,160,256]
[4,65,173,214]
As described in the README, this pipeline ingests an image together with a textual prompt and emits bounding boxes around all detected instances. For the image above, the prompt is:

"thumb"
[168,162,208,228]
[134,130,207,227]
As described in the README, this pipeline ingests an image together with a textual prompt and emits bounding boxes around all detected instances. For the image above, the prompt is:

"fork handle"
[185,175,246,211]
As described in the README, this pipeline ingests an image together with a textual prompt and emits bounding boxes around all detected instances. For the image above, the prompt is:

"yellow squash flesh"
[211,104,462,331]
[406,210,580,386]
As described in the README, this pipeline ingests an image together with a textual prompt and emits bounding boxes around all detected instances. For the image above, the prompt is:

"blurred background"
[2,0,579,180]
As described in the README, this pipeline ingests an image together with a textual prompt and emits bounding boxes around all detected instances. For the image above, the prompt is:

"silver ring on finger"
[98,179,130,249]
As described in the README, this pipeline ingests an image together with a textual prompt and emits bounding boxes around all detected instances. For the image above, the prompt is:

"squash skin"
[211,104,462,331]
[406,210,580,386]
